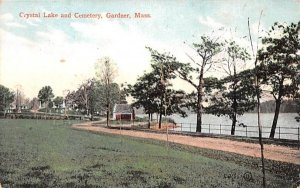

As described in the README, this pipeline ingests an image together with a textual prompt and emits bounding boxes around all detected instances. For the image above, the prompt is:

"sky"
[0,0,299,98]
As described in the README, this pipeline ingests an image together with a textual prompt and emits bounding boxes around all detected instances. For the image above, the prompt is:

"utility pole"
[160,62,170,148]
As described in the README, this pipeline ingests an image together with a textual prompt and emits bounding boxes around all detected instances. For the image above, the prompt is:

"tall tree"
[258,21,300,138]
[78,79,95,115]
[146,47,187,128]
[127,72,160,128]
[206,71,256,135]
[0,85,15,112]
[206,41,256,135]
[128,69,186,128]
[38,86,54,113]
[95,57,117,126]
[171,36,222,132]
[14,85,25,112]
[295,63,300,122]
[65,79,95,116]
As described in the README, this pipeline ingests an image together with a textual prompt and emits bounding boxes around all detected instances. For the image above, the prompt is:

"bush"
[0,111,5,118]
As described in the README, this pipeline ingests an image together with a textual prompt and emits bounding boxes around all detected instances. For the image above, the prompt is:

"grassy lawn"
[0,119,298,187]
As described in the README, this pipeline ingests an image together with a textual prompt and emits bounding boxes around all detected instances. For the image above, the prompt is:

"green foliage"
[0,84,15,112]
[171,36,223,132]
[65,79,123,118]
[95,57,119,125]
[205,41,255,134]
[258,21,300,137]
[143,37,223,132]
[295,99,300,123]
[206,70,256,118]
[38,86,54,103]
[53,96,64,108]
[258,21,299,99]
[128,47,187,125]
[127,71,160,115]
[38,86,54,112]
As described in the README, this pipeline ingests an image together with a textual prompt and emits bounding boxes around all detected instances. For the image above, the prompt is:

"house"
[113,104,135,121]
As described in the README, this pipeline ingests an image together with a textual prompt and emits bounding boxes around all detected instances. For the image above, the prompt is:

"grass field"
[0,119,298,187]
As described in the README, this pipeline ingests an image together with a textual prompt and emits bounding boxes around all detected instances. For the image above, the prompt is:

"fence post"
[246,126,248,137]
[190,123,191,132]
[298,127,300,150]
[220,124,221,134]
[209,124,210,134]
[181,123,182,133]
[279,127,281,139]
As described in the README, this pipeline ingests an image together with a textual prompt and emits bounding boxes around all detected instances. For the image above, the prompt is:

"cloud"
[0,27,96,97]
[70,20,158,82]
[1,20,160,97]
[25,18,42,27]
[198,16,224,29]
[5,22,26,28]
[0,13,26,28]
[0,13,14,21]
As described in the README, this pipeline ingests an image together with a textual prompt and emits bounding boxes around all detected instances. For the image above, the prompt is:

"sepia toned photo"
[0,0,299,187]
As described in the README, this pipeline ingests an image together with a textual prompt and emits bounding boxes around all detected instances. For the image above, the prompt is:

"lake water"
[139,113,300,140]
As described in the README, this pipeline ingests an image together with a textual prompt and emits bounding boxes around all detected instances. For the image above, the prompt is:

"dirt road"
[72,123,300,165]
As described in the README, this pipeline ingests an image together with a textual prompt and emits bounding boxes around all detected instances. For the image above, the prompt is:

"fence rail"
[171,122,300,142]
[106,119,299,144]
[3,112,85,120]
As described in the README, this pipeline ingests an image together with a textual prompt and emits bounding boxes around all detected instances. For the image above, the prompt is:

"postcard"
[0,0,299,187]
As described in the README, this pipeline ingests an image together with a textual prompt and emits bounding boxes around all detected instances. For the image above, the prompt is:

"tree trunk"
[231,113,237,135]
[269,99,281,138]
[106,103,110,127]
[196,68,204,132]
[148,113,151,128]
[231,76,237,135]
[158,94,165,129]
[158,112,162,129]
[196,107,202,132]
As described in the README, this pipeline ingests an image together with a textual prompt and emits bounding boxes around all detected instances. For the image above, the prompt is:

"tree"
[127,72,160,128]
[77,79,94,115]
[0,85,15,112]
[206,41,256,135]
[65,79,95,116]
[65,79,122,120]
[38,86,54,113]
[206,71,257,134]
[258,21,300,138]
[95,57,117,126]
[295,64,300,122]
[14,85,25,112]
[95,82,123,117]
[129,48,187,128]
[53,96,64,109]
[29,97,40,111]
[296,98,300,123]
[171,36,222,132]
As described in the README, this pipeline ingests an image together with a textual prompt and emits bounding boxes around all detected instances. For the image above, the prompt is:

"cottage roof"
[113,104,133,114]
